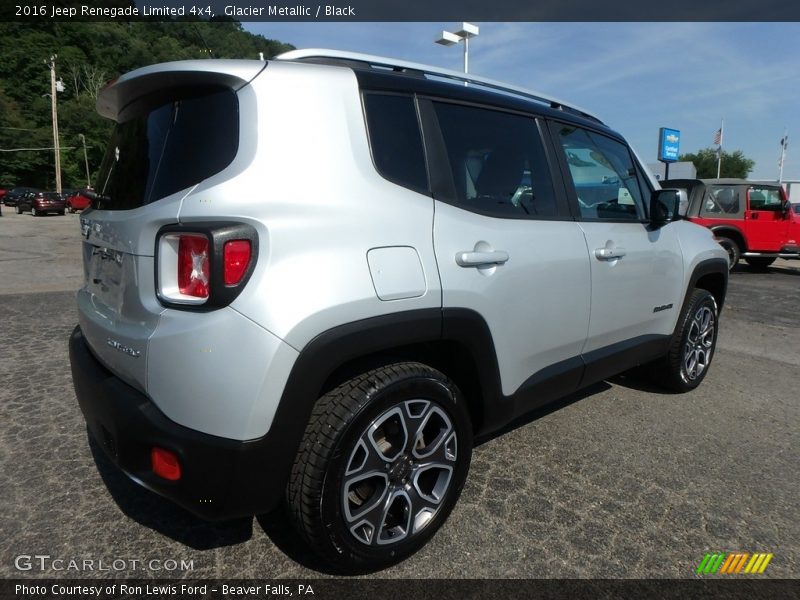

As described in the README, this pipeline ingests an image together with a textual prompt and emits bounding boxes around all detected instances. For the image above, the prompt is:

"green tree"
[679,148,755,179]
[0,21,294,189]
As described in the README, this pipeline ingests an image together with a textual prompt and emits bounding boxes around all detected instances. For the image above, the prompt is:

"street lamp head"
[455,22,479,39]
[435,31,461,46]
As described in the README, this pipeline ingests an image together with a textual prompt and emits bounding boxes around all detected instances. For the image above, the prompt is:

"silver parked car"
[69,49,728,572]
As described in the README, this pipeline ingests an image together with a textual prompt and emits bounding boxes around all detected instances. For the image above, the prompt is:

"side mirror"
[650,189,685,227]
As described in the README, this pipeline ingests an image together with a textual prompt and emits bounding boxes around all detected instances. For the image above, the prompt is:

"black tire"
[715,236,740,270]
[286,362,472,573]
[651,289,719,392]
[15,205,22,214]
[31,207,38,217]
[744,257,775,271]
[59,210,65,216]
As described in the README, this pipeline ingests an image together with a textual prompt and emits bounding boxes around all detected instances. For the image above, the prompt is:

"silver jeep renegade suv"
[69,49,728,572]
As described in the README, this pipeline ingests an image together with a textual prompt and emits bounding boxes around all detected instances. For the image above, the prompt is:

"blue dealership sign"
[658,127,681,162]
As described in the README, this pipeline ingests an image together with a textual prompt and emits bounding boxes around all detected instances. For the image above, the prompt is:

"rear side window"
[432,102,557,218]
[363,93,428,194]
[701,186,741,216]
[94,87,238,210]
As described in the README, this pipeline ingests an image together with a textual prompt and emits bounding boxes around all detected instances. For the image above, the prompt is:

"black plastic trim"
[154,221,259,311]
[72,297,723,520]
[69,325,275,520]
[686,257,729,312]
[580,335,671,387]
[708,224,747,247]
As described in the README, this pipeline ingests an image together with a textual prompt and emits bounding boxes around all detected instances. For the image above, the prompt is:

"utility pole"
[46,55,62,194]
[79,133,91,188]
[778,129,788,184]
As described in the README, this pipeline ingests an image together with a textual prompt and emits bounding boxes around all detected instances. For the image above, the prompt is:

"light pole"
[78,134,91,188]
[435,22,480,79]
[45,55,64,194]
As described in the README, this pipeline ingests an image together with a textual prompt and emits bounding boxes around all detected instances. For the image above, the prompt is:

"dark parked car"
[16,191,67,216]
[3,187,40,207]
[66,189,92,213]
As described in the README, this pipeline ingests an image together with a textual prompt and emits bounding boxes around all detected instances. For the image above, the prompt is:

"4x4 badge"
[106,338,140,358]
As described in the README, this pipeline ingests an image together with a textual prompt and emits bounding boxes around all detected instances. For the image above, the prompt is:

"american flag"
[713,127,723,146]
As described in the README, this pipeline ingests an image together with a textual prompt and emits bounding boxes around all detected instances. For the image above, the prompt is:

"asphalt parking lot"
[0,209,798,579]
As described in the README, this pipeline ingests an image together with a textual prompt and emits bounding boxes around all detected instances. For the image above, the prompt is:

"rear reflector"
[151,447,181,481]
[223,239,252,285]
[178,235,210,299]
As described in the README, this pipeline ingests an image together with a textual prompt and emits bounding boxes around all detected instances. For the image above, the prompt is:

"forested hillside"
[0,22,294,189]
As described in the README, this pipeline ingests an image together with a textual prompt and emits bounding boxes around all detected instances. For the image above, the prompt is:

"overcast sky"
[245,22,799,181]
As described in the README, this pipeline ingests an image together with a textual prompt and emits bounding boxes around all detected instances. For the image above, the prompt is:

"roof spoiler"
[96,60,266,120]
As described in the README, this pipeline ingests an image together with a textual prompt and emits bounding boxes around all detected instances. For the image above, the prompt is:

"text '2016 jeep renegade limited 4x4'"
[69,49,728,572]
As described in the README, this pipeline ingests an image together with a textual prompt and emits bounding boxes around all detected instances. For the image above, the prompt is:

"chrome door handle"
[594,247,626,260]
[455,250,510,267]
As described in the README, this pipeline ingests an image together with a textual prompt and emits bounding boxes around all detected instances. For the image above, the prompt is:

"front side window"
[555,125,645,220]
[432,102,557,218]
[748,186,784,211]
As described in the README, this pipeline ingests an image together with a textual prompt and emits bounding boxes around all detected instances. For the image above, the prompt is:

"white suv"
[69,49,728,572]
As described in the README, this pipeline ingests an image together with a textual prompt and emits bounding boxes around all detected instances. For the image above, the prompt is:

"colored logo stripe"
[697,552,773,574]
[697,553,726,574]
[745,553,773,574]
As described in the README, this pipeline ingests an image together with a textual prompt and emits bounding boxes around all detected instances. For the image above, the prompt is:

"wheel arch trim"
[683,257,729,316]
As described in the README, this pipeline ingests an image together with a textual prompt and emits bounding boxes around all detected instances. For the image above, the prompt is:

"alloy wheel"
[683,305,715,381]
[342,399,457,547]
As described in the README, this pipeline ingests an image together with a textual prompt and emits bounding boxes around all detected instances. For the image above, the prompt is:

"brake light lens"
[151,447,181,481]
[157,224,257,308]
[223,240,251,285]
[178,235,210,299]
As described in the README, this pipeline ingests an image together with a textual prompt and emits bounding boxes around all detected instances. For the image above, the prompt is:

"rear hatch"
[77,60,264,392]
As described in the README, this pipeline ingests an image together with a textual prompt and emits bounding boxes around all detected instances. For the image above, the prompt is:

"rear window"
[94,86,239,210]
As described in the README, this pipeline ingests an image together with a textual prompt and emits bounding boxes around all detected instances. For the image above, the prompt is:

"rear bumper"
[69,325,290,520]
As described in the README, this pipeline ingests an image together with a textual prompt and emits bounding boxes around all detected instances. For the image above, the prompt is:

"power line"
[0,146,79,152]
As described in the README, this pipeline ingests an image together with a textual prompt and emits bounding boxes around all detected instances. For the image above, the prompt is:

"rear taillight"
[178,235,210,298]
[157,223,258,309]
[223,240,251,285]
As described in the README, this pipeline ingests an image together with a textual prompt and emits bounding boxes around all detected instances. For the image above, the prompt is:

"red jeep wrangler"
[663,178,800,269]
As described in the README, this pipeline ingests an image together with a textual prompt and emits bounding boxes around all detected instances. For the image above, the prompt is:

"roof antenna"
[192,24,215,58]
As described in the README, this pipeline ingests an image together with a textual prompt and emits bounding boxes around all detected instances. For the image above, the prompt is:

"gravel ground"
[0,211,797,579]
